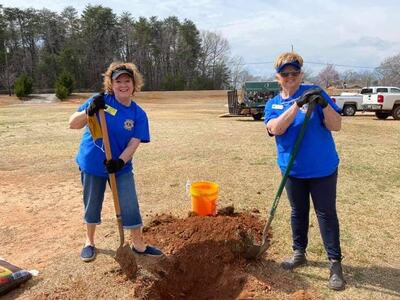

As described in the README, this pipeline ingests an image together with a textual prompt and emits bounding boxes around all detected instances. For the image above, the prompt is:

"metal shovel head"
[115,243,138,279]
[244,244,261,259]
[244,239,270,260]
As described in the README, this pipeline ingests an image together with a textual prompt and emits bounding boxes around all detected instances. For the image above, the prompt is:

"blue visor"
[276,60,302,73]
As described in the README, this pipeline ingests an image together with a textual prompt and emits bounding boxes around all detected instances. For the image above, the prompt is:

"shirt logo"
[124,119,134,130]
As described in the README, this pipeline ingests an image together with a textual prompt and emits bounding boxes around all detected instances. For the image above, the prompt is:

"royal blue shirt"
[264,84,341,178]
[75,93,150,178]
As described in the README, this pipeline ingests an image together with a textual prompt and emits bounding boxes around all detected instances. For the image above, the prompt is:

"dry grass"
[0,91,399,299]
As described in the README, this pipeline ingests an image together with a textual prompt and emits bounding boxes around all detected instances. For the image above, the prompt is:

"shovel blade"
[115,244,138,279]
[244,245,262,259]
[244,239,271,260]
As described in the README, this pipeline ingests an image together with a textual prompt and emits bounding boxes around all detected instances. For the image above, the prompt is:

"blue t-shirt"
[75,93,150,178]
[264,84,341,178]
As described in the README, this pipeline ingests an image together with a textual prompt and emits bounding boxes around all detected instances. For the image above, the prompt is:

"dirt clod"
[217,205,235,216]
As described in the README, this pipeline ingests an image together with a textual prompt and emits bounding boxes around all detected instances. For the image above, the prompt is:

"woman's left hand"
[104,158,125,173]
[316,96,328,108]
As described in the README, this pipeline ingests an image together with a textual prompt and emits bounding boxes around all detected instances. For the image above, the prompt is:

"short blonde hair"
[103,62,144,95]
[274,52,304,70]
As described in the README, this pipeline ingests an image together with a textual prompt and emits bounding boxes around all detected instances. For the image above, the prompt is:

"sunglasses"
[280,71,301,78]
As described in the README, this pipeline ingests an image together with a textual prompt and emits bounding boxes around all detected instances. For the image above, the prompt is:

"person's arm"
[69,93,105,130]
[69,110,87,129]
[266,103,300,136]
[322,105,342,131]
[119,137,141,163]
[104,138,142,173]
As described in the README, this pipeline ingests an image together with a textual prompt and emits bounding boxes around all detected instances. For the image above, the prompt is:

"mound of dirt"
[5,207,316,299]
[132,208,268,299]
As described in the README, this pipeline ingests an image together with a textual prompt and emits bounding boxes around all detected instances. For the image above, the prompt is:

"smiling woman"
[264,51,345,291]
[68,61,164,265]
[103,62,144,96]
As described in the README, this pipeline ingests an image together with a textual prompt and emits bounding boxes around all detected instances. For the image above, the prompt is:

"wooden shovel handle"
[98,109,124,245]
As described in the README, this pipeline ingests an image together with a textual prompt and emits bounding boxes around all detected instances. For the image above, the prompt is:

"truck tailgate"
[362,94,382,110]
[363,94,378,104]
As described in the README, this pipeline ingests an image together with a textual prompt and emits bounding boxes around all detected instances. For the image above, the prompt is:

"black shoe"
[281,250,307,270]
[328,260,346,290]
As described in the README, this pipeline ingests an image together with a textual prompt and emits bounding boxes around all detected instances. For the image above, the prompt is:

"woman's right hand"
[86,93,106,116]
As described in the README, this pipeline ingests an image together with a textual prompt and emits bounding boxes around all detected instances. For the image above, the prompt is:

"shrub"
[56,71,74,95]
[14,74,33,98]
[55,84,69,100]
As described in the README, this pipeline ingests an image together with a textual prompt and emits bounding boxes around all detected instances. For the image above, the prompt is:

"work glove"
[296,88,322,108]
[104,158,125,173]
[86,93,106,116]
[316,95,328,108]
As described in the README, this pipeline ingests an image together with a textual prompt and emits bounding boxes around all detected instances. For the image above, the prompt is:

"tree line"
[236,58,400,91]
[1,4,399,96]
[305,57,400,89]
[0,5,233,95]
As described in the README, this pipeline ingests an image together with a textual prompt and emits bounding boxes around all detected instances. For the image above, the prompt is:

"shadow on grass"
[96,247,116,257]
[306,260,400,297]
[246,258,312,296]
[235,118,265,122]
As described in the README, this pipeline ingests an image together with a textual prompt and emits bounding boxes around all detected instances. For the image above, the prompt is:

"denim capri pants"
[81,171,143,229]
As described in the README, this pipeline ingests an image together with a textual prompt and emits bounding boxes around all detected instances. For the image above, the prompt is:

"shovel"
[98,109,138,278]
[245,99,317,259]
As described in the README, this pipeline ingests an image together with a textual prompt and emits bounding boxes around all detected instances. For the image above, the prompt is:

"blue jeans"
[81,171,143,229]
[284,169,342,260]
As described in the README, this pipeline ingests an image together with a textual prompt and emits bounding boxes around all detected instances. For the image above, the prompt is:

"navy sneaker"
[80,245,96,262]
[132,245,164,257]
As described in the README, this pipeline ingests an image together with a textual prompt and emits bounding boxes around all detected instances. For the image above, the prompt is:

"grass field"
[0,91,399,299]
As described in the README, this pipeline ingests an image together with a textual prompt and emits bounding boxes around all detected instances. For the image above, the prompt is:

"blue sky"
[2,0,400,77]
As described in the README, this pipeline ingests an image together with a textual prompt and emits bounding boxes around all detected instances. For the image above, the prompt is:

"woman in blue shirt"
[69,62,163,262]
[264,52,345,290]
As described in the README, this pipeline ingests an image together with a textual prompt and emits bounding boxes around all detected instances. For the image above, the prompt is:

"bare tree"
[376,53,400,86]
[301,67,314,84]
[199,31,230,87]
[228,55,246,89]
[316,64,340,88]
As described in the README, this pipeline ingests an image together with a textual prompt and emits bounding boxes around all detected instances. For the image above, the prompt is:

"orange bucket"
[190,181,219,216]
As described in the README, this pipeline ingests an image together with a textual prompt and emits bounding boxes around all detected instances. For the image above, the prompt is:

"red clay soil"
[291,289,314,300]
[131,207,269,299]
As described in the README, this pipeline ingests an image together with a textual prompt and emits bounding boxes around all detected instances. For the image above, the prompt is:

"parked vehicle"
[227,81,280,120]
[362,86,400,120]
[332,86,398,117]
[331,92,363,116]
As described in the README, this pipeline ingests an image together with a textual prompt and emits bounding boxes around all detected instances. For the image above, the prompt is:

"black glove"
[296,88,322,108]
[86,93,106,116]
[316,95,328,108]
[104,158,125,173]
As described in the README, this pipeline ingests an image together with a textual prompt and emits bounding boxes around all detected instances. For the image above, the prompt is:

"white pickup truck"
[362,86,400,120]
[331,92,363,116]
[331,87,377,116]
